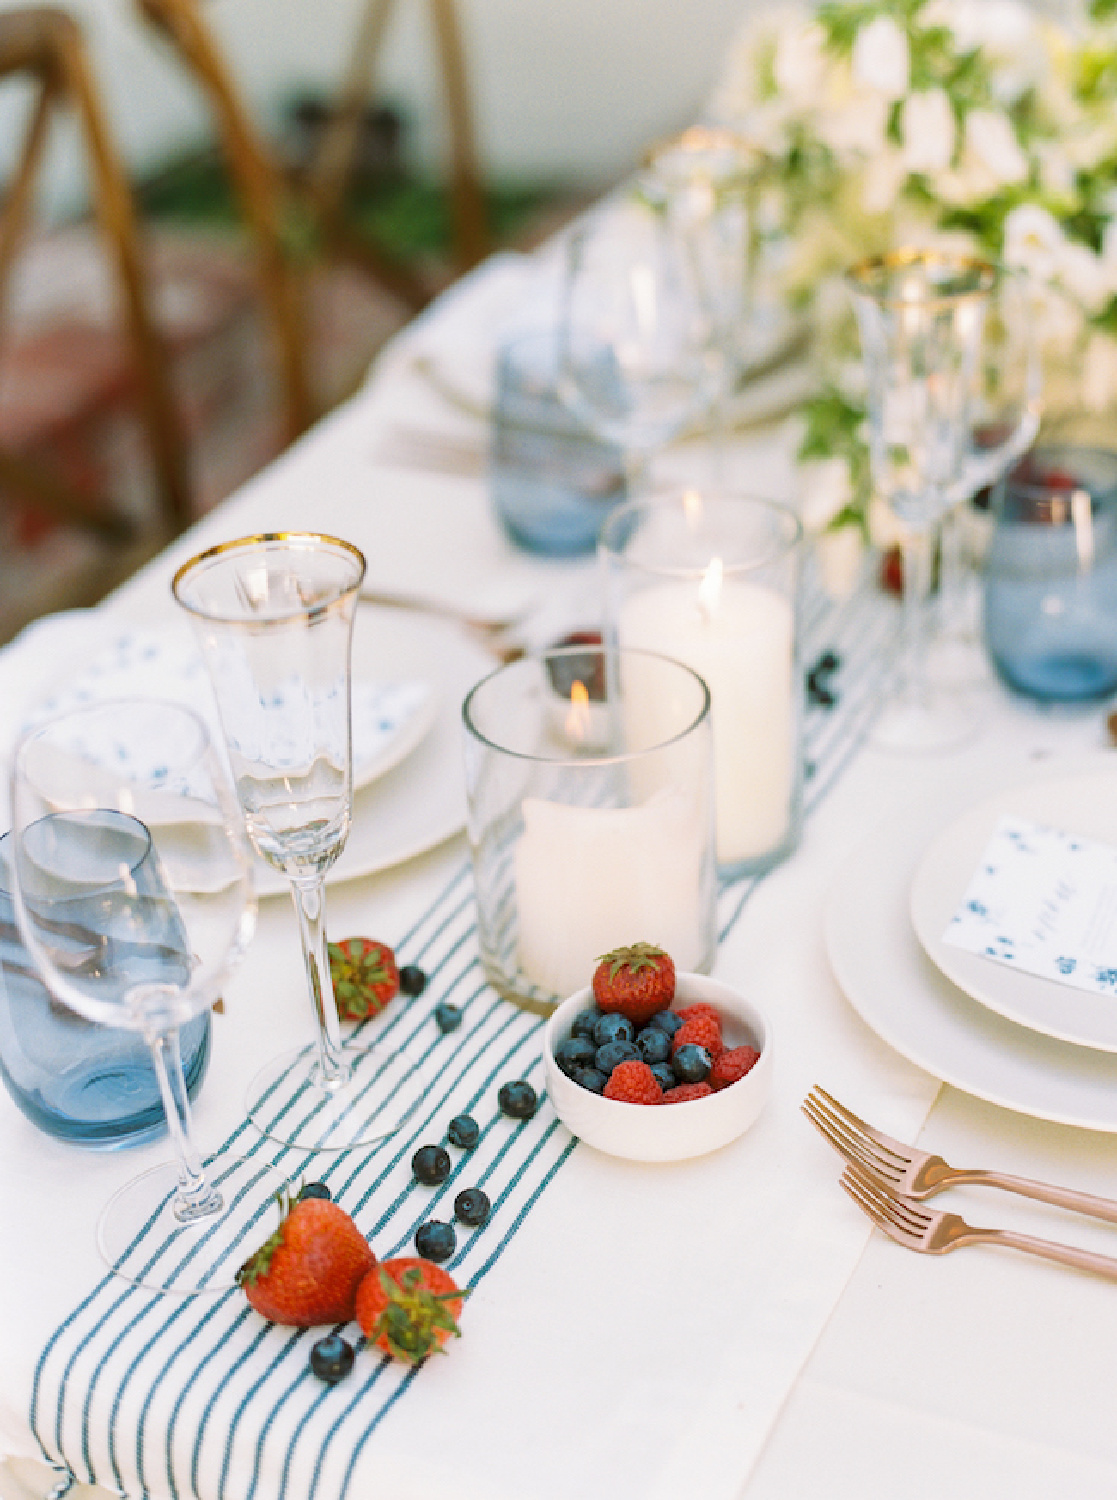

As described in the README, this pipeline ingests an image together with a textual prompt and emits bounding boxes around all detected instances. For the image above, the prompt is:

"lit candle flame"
[565,680,591,742]
[698,556,723,621]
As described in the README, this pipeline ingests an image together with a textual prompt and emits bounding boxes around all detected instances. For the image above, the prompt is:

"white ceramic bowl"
[543,972,772,1162]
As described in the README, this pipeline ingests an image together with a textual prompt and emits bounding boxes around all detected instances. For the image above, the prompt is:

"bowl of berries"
[543,943,771,1162]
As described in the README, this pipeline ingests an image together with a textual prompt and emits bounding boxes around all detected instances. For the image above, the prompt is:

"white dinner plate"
[910,770,1117,1052]
[824,759,1117,1132]
[253,605,493,896]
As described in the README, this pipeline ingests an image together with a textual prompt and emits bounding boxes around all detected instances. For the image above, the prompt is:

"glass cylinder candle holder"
[600,490,803,878]
[462,643,717,1014]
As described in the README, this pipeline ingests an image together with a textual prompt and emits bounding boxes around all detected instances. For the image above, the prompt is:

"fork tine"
[811,1086,909,1170]
[843,1164,934,1234]
[802,1089,904,1184]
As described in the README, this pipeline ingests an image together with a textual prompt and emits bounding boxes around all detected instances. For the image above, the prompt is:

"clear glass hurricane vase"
[847,250,997,752]
[8,699,283,1294]
[173,532,426,1152]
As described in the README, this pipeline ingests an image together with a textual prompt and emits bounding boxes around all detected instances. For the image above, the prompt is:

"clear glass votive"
[0,829,210,1147]
[983,445,1117,702]
[462,644,717,1013]
[600,490,803,878]
[491,328,627,556]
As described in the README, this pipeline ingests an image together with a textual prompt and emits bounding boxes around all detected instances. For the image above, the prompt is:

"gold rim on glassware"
[172,532,367,625]
[845,247,998,308]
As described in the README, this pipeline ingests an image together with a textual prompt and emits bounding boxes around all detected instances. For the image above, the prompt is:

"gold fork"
[840,1163,1117,1281]
[803,1084,1117,1225]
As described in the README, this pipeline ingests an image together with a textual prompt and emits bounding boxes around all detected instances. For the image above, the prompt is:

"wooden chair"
[0,6,191,550]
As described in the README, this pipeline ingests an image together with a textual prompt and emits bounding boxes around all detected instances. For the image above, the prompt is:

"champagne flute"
[9,699,285,1293]
[847,249,997,752]
[557,193,726,498]
[173,532,427,1152]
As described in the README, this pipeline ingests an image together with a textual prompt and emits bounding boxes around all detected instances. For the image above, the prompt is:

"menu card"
[943,815,1117,997]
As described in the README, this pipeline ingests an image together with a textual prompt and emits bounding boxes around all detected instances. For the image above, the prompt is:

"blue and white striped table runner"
[29,567,894,1500]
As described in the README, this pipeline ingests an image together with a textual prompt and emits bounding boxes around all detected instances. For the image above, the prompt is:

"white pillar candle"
[515,789,707,999]
[619,578,794,864]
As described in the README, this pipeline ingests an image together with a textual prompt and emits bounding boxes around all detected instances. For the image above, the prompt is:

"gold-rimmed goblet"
[173,532,427,1152]
[9,699,288,1293]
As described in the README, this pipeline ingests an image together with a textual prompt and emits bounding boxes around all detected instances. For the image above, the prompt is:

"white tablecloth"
[3,248,1117,1500]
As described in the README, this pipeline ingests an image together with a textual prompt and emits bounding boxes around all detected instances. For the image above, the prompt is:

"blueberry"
[649,1009,683,1037]
[434,1002,462,1033]
[650,1062,676,1092]
[399,964,428,996]
[593,1013,634,1047]
[570,1007,602,1040]
[454,1187,491,1227]
[554,1035,597,1075]
[635,1026,671,1065]
[595,1039,639,1075]
[309,1334,354,1384]
[498,1080,538,1119]
[672,1043,712,1083]
[412,1144,451,1185]
[446,1113,480,1150]
[415,1219,456,1262]
[571,1065,608,1094]
[297,1181,331,1202]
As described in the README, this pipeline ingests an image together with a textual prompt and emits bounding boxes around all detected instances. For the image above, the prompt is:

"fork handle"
[976,1227,1117,1282]
[955,1170,1117,1225]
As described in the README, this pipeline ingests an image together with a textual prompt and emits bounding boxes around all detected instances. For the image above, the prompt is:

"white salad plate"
[910,769,1117,1053]
[824,758,1117,1132]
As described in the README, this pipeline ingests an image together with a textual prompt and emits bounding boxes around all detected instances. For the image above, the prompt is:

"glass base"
[871,689,983,755]
[97,1155,292,1294]
[245,1039,429,1151]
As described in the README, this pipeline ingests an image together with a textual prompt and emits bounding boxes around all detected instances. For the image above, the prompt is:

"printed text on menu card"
[944,815,1117,997]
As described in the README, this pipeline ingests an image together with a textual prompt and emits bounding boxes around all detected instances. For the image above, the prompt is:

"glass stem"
[899,522,935,709]
[291,876,349,1090]
[148,1027,222,1223]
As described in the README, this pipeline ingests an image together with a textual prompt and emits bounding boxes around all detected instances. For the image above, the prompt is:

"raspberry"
[675,1003,720,1024]
[672,1013,723,1059]
[708,1045,761,1090]
[662,1082,714,1103]
[602,1059,664,1105]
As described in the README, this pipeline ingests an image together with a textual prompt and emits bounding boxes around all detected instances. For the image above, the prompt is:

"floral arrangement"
[707,0,1117,575]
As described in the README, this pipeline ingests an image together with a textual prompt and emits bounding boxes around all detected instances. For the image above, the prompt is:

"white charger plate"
[824,760,1117,1132]
[910,770,1117,1053]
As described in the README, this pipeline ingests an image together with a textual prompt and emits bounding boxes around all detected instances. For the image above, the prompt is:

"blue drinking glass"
[0,828,210,1147]
[983,445,1117,702]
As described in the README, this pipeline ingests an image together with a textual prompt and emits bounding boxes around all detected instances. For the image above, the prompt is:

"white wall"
[0,0,749,215]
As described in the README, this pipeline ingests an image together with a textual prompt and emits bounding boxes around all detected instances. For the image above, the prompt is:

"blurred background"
[0,0,746,644]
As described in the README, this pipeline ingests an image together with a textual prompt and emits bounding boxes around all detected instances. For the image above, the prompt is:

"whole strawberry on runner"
[237,1192,375,1325]
[328,937,399,1022]
[356,1257,467,1364]
[592,942,676,1028]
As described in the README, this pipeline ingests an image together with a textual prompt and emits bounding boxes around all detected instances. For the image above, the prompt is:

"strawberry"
[672,1012,723,1059]
[602,1059,664,1104]
[236,1192,375,1326]
[662,1082,714,1103]
[592,942,676,1028]
[708,1044,761,1090]
[355,1257,467,1364]
[328,937,399,1022]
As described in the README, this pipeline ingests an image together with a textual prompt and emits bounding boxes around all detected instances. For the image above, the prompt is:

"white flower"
[774,17,829,108]
[902,90,955,174]
[1033,143,1076,200]
[816,523,865,601]
[851,14,910,99]
[1054,241,1114,317]
[1002,202,1065,281]
[861,148,908,215]
[799,456,853,533]
[964,109,1028,186]
[816,91,890,155]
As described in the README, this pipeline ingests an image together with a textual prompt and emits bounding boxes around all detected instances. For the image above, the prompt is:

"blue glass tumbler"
[491,329,627,555]
[0,829,210,1147]
[983,445,1117,702]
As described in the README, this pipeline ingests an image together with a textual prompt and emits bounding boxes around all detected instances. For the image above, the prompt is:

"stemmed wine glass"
[847,249,1032,752]
[557,192,726,498]
[9,699,285,1293]
[173,532,427,1152]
